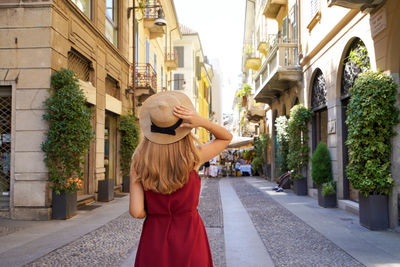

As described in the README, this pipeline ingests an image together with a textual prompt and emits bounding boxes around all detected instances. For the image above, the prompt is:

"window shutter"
[176,46,184,67]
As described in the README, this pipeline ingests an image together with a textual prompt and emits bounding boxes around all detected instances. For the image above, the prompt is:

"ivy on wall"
[287,104,312,180]
[42,69,94,194]
[345,71,399,196]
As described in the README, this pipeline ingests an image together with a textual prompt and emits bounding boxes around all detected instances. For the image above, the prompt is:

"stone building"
[243,0,400,228]
[0,0,181,220]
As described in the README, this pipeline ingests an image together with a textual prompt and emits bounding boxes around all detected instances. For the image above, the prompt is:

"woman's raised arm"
[173,105,233,165]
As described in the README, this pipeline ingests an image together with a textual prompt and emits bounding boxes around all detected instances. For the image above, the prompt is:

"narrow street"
[1,176,399,267]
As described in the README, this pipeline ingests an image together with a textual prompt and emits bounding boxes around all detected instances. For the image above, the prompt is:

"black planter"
[98,179,114,201]
[52,190,77,219]
[359,193,389,230]
[293,178,307,195]
[317,187,337,208]
[122,176,130,193]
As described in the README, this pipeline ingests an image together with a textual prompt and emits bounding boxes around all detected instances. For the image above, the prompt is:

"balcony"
[263,0,288,19]
[246,96,266,123]
[254,35,302,104]
[164,49,178,71]
[135,63,157,103]
[143,0,166,39]
[327,0,384,10]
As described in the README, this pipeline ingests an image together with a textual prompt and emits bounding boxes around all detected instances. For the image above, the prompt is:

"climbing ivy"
[42,69,94,194]
[345,71,399,196]
[287,104,312,180]
[119,115,139,177]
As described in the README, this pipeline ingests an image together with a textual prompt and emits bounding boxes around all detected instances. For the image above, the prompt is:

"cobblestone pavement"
[230,178,364,267]
[25,210,144,267]
[198,178,226,267]
[25,178,225,267]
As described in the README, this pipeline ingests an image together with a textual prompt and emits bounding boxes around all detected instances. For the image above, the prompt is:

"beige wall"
[300,0,400,228]
[0,0,133,219]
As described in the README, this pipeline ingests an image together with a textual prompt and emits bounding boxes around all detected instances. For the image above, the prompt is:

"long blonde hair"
[132,133,201,194]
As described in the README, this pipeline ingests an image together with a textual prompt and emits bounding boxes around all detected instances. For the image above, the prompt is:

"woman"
[129,91,232,267]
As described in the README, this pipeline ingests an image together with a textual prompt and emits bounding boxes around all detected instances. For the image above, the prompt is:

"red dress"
[134,170,213,267]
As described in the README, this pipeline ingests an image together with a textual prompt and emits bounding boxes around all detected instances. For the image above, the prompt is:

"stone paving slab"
[198,178,226,267]
[230,178,364,267]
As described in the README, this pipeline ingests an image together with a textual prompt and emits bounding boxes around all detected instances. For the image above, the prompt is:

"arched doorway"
[311,69,328,152]
[341,38,370,202]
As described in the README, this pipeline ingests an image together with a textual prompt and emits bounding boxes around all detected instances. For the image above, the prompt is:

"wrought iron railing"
[0,89,11,193]
[165,48,178,63]
[144,0,162,19]
[135,63,157,91]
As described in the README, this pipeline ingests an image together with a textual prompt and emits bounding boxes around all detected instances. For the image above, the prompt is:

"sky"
[173,0,245,114]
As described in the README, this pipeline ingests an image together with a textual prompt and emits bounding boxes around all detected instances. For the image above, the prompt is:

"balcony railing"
[135,63,157,92]
[143,0,165,39]
[164,48,178,70]
[254,35,301,104]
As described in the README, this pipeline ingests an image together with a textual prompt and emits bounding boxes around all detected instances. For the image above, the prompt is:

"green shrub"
[287,104,312,180]
[311,142,333,186]
[254,133,270,175]
[322,180,336,197]
[42,69,94,194]
[243,150,254,161]
[275,116,289,174]
[119,115,139,176]
[252,157,262,173]
[346,71,399,196]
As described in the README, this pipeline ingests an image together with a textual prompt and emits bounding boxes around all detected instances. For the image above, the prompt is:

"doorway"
[104,112,118,186]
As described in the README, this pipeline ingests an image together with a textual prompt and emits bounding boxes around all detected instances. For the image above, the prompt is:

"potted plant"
[320,181,337,208]
[119,114,139,193]
[42,69,94,219]
[346,71,399,230]
[288,104,312,195]
[311,142,335,207]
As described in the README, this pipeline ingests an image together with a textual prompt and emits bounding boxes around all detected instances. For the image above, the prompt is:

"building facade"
[243,0,400,228]
[0,0,182,220]
[171,25,214,144]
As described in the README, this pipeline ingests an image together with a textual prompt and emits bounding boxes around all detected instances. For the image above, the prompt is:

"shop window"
[104,113,118,184]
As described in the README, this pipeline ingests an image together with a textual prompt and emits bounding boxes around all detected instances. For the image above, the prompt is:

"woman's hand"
[173,105,209,129]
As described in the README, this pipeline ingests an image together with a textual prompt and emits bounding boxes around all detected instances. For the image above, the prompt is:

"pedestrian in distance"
[129,91,233,267]
[203,160,210,178]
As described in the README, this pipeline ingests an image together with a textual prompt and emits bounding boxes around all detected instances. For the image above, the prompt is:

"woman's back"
[134,170,213,267]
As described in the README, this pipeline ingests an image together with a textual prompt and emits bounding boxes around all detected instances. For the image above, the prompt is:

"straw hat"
[139,91,195,144]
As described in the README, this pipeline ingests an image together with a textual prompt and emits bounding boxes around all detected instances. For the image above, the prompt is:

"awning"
[227,136,254,149]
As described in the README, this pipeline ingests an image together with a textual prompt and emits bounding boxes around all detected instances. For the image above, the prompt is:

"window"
[68,49,91,82]
[173,73,184,90]
[72,0,91,18]
[154,53,157,73]
[135,19,139,61]
[146,39,150,64]
[176,46,184,67]
[105,0,118,46]
[161,67,164,89]
[105,75,120,100]
[310,0,319,19]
